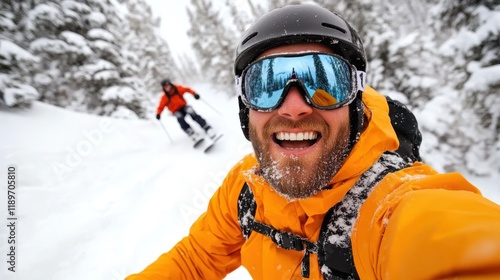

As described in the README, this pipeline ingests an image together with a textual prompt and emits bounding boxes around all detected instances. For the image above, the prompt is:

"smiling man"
[127,4,500,280]
[248,43,352,200]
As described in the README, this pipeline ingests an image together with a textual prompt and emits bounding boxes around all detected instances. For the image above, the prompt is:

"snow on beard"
[249,116,351,201]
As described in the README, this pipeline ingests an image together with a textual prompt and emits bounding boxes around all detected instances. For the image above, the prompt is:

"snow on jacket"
[128,86,500,279]
[156,84,197,114]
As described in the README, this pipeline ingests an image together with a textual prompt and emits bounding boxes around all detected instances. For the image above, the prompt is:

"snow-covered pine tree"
[423,0,500,175]
[224,0,254,41]
[0,1,40,107]
[25,0,98,109]
[174,53,202,85]
[187,0,237,89]
[2,0,177,119]
[115,0,177,118]
[64,0,150,119]
[22,0,123,115]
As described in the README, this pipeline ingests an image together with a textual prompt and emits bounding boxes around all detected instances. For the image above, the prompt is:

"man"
[128,4,500,279]
[156,79,216,142]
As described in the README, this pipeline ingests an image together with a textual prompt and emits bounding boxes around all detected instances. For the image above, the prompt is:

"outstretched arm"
[384,189,500,278]
[354,169,500,279]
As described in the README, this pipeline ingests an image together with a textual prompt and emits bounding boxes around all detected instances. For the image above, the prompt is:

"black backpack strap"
[318,152,409,280]
[237,183,319,278]
[386,96,422,162]
[249,219,319,277]
[237,183,256,239]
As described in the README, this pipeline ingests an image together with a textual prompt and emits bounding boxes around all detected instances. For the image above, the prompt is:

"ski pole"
[157,119,173,143]
[199,98,222,116]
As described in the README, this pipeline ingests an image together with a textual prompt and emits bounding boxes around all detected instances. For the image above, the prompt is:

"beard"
[249,115,351,201]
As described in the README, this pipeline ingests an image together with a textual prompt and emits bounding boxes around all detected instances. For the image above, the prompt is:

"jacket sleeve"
[126,168,246,280]
[380,188,500,279]
[175,85,196,96]
[156,95,167,115]
[353,166,500,280]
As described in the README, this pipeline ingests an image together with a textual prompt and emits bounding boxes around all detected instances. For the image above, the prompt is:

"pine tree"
[4,0,177,118]
[116,0,176,118]
[0,1,40,107]
[327,56,350,100]
[174,53,201,85]
[187,0,236,89]
[266,58,275,96]
[425,0,500,174]
[313,54,329,92]
[246,61,263,100]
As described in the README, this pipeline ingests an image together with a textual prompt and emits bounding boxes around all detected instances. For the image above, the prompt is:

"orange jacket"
[156,84,197,114]
[128,86,500,279]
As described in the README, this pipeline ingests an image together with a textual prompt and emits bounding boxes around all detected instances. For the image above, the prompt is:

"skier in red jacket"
[156,79,215,142]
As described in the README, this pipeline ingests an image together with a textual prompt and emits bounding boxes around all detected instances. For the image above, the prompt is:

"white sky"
[144,0,263,61]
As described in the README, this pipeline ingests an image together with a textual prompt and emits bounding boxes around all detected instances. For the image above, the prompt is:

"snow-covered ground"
[0,83,498,280]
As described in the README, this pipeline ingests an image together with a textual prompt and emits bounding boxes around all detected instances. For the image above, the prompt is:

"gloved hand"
[194,93,200,100]
[156,114,161,120]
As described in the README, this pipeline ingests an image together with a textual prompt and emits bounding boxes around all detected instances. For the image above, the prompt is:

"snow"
[465,64,500,91]
[27,2,64,29]
[61,0,91,14]
[0,13,16,30]
[87,28,116,42]
[91,39,118,53]
[30,38,71,55]
[94,69,120,81]
[78,59,118,76]
[2,84,39,107]
[0,40,39,63]
[0,82,498,280]
[475,6,500,40]
[86,11,107,27]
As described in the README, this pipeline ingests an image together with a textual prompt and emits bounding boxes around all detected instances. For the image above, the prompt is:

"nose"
[277,87,313,120]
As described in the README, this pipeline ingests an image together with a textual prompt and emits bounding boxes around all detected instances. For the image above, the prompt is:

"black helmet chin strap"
[347,92,364,151]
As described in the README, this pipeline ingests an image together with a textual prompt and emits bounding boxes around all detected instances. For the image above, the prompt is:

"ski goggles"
[237,52,366,111]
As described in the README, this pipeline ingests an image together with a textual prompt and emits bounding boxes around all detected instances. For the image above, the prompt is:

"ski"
[203,134,223,153]
[193,137,205,148]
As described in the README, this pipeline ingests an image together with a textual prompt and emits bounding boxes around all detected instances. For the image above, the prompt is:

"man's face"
[248,44,351,200]
[163,84,172,92]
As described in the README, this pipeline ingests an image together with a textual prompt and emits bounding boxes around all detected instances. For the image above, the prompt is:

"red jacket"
[156,84,197,114]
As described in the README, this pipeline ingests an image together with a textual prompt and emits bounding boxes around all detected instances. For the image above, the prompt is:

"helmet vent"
[321,22,346,34]
[242,32,258,45]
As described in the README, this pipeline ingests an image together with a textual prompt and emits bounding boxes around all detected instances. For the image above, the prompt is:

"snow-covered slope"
[0,84,252,279]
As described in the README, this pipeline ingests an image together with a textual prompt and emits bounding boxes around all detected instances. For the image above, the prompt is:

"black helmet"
[235,4,366,144]
[160,79,171,87]
[234,4,366,77]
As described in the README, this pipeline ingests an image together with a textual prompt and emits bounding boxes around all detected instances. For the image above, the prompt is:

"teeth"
[276,132,318,141]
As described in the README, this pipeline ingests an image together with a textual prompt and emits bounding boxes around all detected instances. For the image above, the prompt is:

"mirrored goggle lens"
[242,53,356,110]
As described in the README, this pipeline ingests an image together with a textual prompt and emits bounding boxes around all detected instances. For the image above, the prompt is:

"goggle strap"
[236,76,243,96]
[357,70,366,92]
